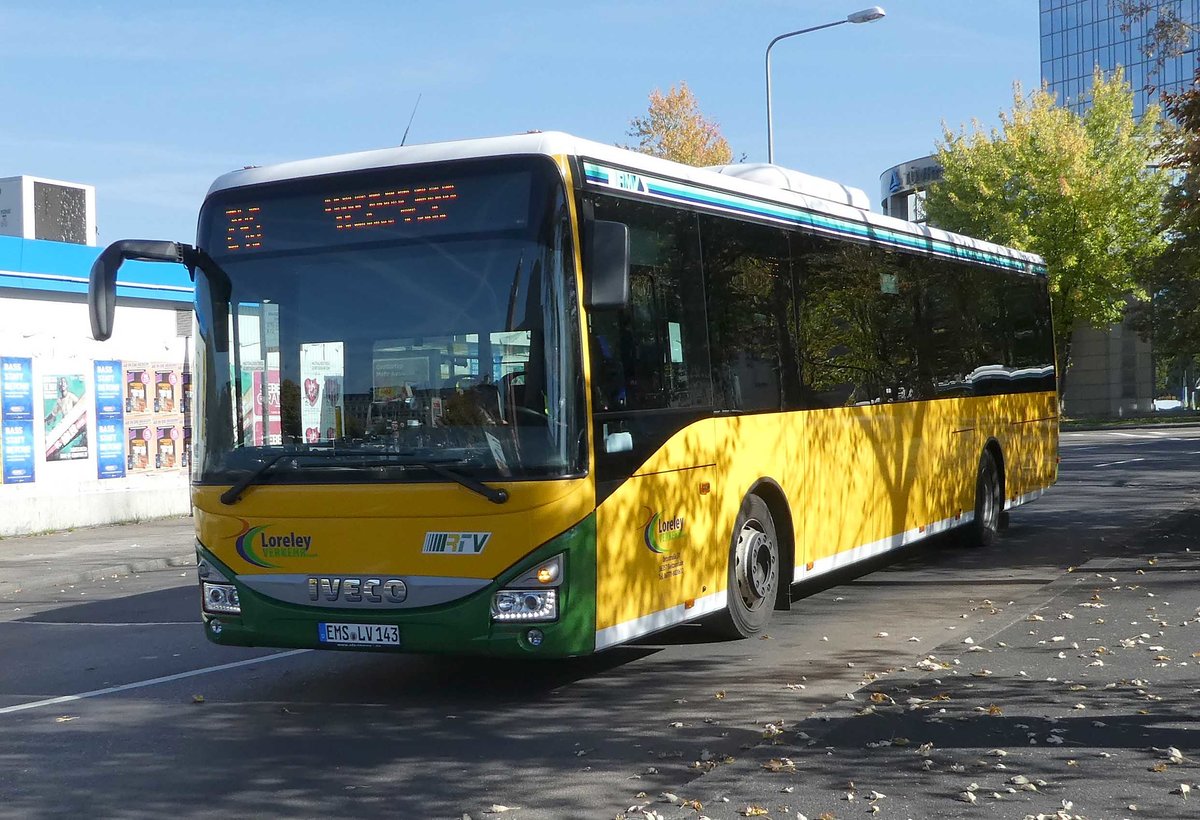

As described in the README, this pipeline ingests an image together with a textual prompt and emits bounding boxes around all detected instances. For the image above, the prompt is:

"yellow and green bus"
[88,132,1057,656]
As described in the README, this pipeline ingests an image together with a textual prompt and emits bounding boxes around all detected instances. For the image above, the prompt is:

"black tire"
[712,495,780,639]
[966,450,1002,548]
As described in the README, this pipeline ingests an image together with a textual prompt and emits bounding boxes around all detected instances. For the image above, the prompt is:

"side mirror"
[89,240,184,340]
[584,220,630,310]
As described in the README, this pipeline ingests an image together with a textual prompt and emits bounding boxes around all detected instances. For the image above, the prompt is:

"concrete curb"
[1061,418,1200,432]
[0,554,196,596]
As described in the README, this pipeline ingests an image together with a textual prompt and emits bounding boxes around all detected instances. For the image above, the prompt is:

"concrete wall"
[0,294,192,536]
[1062,311,1153,418]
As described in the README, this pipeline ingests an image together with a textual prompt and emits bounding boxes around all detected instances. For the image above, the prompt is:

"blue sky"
[1,1,1038,244]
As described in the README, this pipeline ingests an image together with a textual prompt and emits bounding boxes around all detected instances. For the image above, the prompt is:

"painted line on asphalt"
[1093,457,1146,467]
[0,649,309,715]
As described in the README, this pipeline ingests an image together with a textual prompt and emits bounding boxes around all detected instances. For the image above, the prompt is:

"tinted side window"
[795,235,920,407]
[588,196,711,484]
[699,215,798,412]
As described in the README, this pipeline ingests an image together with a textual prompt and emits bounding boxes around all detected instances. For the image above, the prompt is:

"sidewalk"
[0,516,196,596]
[650,508,1200,820]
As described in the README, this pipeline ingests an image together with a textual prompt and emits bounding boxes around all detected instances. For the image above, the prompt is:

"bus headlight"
[491,588,557,622]
[202,582,241,615]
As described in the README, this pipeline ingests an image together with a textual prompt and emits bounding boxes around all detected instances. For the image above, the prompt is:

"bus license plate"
[319,622,400,647]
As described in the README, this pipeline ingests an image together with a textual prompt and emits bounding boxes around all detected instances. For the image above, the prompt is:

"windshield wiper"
[400,458,509,504]
[219,449,509,505]
[220,450,309,505]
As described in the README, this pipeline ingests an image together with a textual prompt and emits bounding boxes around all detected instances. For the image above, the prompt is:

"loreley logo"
[642,509,686,554]
[235,519,318,568]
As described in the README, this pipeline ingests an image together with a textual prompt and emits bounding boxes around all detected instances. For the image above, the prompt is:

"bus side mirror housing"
[584,220,630,310]
[89,240,184,340]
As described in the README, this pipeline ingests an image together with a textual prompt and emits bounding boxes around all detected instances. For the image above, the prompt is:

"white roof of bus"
[207,131,1044,270]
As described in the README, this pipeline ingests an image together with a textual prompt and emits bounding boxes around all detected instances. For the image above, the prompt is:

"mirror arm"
[88,239,195,341]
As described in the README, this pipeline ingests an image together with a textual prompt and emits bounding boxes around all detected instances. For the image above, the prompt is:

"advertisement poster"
[153,367,178,414]
[43,373,89,462]
[2,419,35,483]
[249,362,282,446]
[94,360,126,479]
[155,422,182,470]
[1,357,35,483]
[2,357,34,419]
[300,342,345,443]
[181,370,193,417]
[125,365,150,415]
[127,424,153,472]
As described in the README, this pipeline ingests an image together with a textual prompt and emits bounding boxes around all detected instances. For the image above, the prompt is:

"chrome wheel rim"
[734,520,777,612]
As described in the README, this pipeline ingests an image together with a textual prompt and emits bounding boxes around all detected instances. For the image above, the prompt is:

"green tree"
[923,68,1168,403]
[625,82,733,167]
[1131,70,1200,384]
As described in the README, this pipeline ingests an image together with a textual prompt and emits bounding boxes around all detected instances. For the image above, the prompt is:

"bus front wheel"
[966,450,1002,548]
[713,495,779,639]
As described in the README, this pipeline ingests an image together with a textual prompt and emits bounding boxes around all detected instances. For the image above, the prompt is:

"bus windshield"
[191,157,585,487]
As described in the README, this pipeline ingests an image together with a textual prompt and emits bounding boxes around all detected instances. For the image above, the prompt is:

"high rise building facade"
[1040,0,1199,118]
[1037,0,1197,416]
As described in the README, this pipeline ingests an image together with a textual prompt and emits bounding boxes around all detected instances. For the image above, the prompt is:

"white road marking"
[0,649,309,715]
[1093,458,1146,467]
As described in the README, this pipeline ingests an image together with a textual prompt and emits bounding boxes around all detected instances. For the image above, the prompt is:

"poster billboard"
[300,342,345,443]
[94,360,125,479]
[43,373,89,461]
[127,424,152,472]
[1,357,35,483]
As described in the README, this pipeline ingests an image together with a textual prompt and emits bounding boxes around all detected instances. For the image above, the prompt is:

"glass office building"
[1037,1,1198,415]
[1040,0,1200,119]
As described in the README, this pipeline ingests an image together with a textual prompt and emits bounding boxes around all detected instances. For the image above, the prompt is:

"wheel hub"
[735,524,777,610]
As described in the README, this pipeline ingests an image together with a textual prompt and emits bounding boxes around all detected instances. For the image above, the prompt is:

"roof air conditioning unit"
[0,175,97,246]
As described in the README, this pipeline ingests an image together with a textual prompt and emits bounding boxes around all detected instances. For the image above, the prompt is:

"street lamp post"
[765,6,886,164]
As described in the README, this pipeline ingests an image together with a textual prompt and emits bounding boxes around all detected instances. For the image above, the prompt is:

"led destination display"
[212,168,532,256]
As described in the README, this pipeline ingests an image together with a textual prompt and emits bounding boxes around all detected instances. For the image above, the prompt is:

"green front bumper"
[199,515,597,658]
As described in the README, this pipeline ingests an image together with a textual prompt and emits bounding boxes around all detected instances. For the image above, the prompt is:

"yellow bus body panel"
[595,392,1057,636]
[194,477,594,580]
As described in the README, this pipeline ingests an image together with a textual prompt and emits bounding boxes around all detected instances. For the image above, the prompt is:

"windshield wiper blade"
[408,459,509,504]
[220,450,302,505]
[219,449,509,506]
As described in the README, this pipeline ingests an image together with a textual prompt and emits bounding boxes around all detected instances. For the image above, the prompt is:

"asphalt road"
[1,428,1197,819]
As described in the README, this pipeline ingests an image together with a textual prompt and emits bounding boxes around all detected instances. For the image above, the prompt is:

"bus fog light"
[209,619,223,635]
[202,582,241,615]
[491,588,556,622]
[526,628,544,647]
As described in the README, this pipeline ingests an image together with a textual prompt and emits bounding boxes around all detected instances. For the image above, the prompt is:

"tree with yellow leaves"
[625,82,733,167]
[923,69,1168,402]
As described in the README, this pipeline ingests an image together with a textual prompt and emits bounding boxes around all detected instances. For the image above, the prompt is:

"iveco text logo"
[307,577,407,604]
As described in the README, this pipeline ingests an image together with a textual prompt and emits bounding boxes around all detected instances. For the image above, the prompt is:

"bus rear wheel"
[966,450,1002,548]
[713,495,779,639]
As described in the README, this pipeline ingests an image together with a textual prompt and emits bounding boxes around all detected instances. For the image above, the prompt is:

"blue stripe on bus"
[582,162,1043,276]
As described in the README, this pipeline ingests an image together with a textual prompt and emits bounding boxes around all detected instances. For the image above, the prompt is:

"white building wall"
[0,295,192,536]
